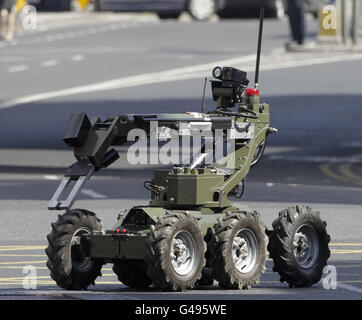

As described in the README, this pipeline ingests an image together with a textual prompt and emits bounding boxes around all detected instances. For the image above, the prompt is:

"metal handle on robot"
[48,160,95,211]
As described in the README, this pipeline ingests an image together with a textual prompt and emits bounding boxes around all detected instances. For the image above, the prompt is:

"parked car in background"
[31,0,221,20]
[220,0,323,19]
[92,0,289,20]
[28,0,323,21]
[25,0,93,11]
[219,0,286,19]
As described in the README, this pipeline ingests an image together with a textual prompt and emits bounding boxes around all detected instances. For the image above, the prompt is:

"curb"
[35,12,159,24]
[286,43,362,53]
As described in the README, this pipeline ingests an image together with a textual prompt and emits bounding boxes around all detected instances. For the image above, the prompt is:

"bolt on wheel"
[293,224,319,269]
[170,230,196,276]
[232,229,258,274]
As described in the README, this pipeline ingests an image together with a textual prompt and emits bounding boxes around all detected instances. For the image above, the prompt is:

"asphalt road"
[0,12,361,301]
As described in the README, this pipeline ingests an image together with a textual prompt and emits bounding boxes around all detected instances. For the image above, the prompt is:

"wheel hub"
[233,237,248,261]
[232,229,258,274]
[70,227,93,272]
[172,239,188,265]
[170,231,196,276]
[293,225,319,269]
[293,232,309,257]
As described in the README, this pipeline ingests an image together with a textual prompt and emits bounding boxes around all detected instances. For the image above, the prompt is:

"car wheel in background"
[266,0,286,19]
[188,0,217,21]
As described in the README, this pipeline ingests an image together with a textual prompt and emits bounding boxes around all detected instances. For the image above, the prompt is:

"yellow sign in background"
[318,4,342,39]
[78,0,91,10]
[15,0,27,12]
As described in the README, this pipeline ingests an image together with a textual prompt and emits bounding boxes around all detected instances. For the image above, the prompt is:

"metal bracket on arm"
[48,160,95,211]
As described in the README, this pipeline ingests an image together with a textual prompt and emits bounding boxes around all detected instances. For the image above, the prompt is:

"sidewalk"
[286,42,362,53]
[18,11,159,32]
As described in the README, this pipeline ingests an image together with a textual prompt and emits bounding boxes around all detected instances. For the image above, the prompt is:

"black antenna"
[201,77,207,113]
[254,7,265,89]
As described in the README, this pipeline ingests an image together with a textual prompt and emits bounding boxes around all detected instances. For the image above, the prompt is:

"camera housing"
[211,67,249,110]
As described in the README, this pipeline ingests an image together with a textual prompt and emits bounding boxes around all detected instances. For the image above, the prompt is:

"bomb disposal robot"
[46,9,330,291]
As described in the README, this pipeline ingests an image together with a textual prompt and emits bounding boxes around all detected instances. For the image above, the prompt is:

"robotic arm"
[48,66,277,211]
[48,111,240,210]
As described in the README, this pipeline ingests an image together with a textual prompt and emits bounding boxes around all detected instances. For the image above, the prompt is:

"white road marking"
[0,173,118,181]
[43,175,61,181]
[268,154,362,163]
[1,51,362,109]
[41,60,59,67]
[343,142,362,148]
[7,65,28,73]
[71,54,85,62]
[0,54,252,108]
[337,283,362,294]
[0,16,158,48]
[81,189,108,199]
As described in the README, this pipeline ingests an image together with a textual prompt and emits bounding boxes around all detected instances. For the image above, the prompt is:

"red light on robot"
[245,88,260,96]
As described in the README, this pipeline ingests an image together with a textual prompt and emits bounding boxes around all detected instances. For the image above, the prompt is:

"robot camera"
[211,66,249,109]
[212,66,249,85]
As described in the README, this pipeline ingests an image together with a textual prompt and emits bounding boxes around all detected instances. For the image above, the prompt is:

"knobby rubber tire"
[210,211,268,289]
[145,211,206,291]
[268,205,331,287]
[45,209,103,290]
[113,260,152,289]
